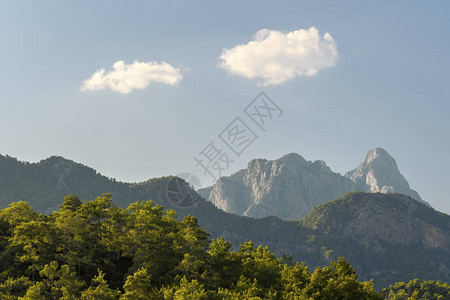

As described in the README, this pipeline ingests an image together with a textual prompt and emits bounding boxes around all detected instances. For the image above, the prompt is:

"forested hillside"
[0,195,448,299]
[0,155,172,214]
[0,195,385,299]
[382,280,450,299]
[301,192,450,288]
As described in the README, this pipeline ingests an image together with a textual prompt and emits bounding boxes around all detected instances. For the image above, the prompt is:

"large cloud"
[81,60,182,94]
[218,27,338,85]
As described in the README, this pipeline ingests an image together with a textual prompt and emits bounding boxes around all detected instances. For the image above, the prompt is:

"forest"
[0,194,448,299]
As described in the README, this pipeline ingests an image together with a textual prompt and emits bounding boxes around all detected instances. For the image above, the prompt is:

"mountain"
[199,148,428,219]
[300,192,450,288]
[0,153,448,288]
[201,153,356,220]
[303,192,448,250]
[345,148,425,204]
[0,154,167,213]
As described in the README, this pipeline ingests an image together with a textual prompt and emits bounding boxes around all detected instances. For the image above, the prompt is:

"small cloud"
[81,60,182,94]
[218,27,338,86]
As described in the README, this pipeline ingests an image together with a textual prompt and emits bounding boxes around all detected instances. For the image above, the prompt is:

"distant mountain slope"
[0,154,163,213]
[300,192,449,288]
[303,192,448,249]
[199,148,428,219]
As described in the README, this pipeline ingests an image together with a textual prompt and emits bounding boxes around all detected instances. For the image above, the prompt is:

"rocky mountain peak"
[363,147,395,165]
[279,152,304,161]
[345,148,427,205]
[205,154,356,220]
[200,148,429,220]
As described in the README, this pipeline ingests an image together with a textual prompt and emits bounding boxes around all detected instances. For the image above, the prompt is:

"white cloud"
[218,27,338,85]
[81,60,182,94]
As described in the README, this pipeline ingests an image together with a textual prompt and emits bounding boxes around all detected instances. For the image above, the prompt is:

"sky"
[0,1,449,214]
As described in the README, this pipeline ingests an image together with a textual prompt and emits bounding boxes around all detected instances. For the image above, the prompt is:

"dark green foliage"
[0,195,387,299]
[382,279,450,299]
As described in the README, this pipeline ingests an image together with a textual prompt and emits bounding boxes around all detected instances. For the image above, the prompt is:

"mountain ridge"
[200,148,429,219]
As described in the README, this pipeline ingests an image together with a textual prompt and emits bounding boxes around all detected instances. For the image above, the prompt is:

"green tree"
[38,261,85,299]
[80,269,120,300]
[173,277,207,300]
[121,268,159,300]
[0,276,33,300]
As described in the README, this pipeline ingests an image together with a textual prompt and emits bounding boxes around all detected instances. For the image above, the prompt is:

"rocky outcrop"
[204,153,357,220]
[345,148,426,205]
[200,148,428,220]
[423,223,447,248]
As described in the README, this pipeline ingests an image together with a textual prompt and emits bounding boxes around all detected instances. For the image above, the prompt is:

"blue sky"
[1,1,449,214]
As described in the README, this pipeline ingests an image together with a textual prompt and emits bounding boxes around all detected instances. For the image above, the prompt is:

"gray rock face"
[345,148,427,205]
[200,148,428,220]
[205,153,357,220]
